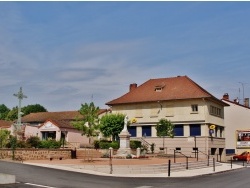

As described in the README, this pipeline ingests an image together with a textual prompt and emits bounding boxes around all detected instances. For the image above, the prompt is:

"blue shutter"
[174,125,184,136]
[128,126,136,137]
[190,124,201,136]
[142,126,151,137]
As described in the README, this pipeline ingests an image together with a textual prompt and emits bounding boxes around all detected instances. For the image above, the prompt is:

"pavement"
[22,157,246,177]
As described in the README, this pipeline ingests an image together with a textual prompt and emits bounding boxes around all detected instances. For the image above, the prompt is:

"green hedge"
[95,140,141,150]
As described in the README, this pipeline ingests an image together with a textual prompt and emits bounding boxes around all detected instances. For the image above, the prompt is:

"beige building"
[106,76,229,160]
[222,93,250,155]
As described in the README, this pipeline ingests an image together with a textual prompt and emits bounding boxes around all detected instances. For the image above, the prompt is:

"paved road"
[0,161,249,188]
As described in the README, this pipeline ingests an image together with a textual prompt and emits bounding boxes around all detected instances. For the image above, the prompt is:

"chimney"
[223,93,229,100]
[244,98,249,107]
[129,83,137,92]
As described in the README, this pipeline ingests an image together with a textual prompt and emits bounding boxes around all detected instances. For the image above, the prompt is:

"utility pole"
[13,87,27,133]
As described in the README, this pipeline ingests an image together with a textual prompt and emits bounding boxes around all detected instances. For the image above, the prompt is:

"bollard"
[231,157,233,169]
[213,158,215,172]
[136,147,141,158]
[168,160,171,177]
[186,157,188,170]
[109,147,113,174]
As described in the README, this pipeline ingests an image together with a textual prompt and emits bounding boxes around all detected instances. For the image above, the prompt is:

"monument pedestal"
[116,130,131,157]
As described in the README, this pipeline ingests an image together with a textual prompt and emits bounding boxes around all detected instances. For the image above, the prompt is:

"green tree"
[0,129,11,148]
[22,104,47,116]
[156,118,175,149]
[71,102,100,144]
[99,113,126,141]
[0,104,10,120]
[5,107,18,121]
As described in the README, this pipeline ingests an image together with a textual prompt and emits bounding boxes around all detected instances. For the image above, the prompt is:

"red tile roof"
[106,76,227,106]
[0,120,12,128]
[40,119,75,129]
[22,109,109,123]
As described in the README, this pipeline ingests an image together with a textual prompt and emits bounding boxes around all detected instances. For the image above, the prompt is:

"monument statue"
[122,115,129,131]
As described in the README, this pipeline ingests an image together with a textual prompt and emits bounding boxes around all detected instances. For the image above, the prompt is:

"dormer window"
[155,87,163,92]
[155,83,165,92]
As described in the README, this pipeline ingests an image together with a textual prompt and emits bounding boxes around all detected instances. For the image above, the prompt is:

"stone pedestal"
[116,130,131,157]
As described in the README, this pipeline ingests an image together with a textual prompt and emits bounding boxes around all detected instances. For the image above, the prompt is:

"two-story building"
[222,93,250,155]
[106,76,229,160]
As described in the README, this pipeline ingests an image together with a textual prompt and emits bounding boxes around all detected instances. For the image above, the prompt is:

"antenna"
[239,82,248,104]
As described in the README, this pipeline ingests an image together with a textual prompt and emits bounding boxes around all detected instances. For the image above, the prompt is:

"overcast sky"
[0,2,250,112]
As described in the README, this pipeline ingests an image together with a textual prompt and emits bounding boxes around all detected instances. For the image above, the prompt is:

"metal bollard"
[168,160,171,177]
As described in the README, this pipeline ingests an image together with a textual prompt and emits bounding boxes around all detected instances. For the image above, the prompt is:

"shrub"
[39,139,61,149]
[109,141,119,149]
[99,140,111,149]
[130,140,141,149]
[93,140,100,149]
[26,136,41,148]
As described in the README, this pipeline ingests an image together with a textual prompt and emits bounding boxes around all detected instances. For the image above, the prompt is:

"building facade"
[106,76,229,160]
[222,93,250,155]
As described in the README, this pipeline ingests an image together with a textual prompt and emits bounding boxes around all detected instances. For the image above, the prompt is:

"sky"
[0,2,250,112]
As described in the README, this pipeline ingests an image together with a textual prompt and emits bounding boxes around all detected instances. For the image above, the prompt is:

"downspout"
[202,98,209,155]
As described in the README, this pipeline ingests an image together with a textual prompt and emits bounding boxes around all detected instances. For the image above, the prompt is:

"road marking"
[25,183,57,188]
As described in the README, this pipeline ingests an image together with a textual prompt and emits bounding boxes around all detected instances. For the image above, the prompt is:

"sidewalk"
[23,157,245,177]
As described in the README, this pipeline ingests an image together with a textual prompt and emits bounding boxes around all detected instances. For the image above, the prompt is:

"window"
[128,126,136,137]
[190,124,201,136]
[142,126,152,137]
[174,125,184,136]
[191,104,198,113]
[210,105,222,117]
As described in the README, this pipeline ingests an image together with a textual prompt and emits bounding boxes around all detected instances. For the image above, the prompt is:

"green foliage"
[0,104,10,120]
[26,136,41,148]
[156,118,175,138]
[130,140,141,149]
[98,140,119,149]
[0,129,11,148]
[22,104,47,116]
[16,140,28,148]
[72,102,100,143]
[6,107,18,121]
[99,113,126,141]
[38,139,61,149]
[93,140,100,149]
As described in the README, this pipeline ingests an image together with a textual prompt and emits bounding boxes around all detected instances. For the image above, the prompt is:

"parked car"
[233,151,248,161]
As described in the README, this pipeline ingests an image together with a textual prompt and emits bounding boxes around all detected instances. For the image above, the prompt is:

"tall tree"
[22,104,47,116]
[0,104,10,120]
[156,118,175,149]
[99,113,126,141]
[5,107,18,121]
[71,102,100,144]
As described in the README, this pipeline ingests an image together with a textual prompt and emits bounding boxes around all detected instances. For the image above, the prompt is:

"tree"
[156,118,175,149]
[5,106,18,121]
[22,104,47,116]
[0,129,11,148]
[99,113,126,141]
[71,102,100,144]
[0,104,10,120]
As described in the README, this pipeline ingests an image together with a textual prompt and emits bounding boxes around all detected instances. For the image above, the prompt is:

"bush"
[26,136,41,148]
[93,140,100,149]
[109,141,119,149]
[39,139,61,149]
[130,140,141,149]
[99,140,111,149]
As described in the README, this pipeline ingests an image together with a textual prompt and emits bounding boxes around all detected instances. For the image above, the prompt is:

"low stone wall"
[0,149,72,160]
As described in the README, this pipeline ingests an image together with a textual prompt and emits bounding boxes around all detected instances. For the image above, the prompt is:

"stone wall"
[0,149,71,160]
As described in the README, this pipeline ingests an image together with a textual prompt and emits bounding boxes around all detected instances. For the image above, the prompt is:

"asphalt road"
[0,160,249,188]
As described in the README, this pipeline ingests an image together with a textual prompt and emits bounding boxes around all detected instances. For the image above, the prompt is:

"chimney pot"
[129,83,137,92]
[223,93,229,100]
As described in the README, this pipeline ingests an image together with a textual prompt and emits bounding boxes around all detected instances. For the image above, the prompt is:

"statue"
[122,115,129,131]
